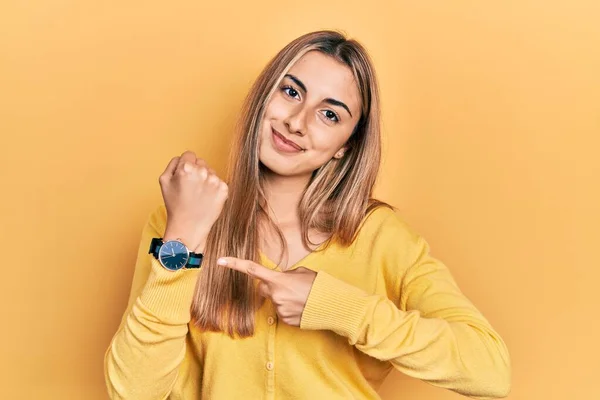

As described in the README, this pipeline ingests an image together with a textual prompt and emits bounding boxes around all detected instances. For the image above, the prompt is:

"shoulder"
[351,204,427,267]
[347,205,427,297]
[357,205,421,245]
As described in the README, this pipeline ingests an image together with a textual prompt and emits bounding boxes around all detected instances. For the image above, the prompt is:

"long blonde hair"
[191,30,389,337]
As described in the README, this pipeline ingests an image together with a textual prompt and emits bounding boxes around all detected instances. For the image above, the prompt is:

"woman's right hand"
[159,151,228,253]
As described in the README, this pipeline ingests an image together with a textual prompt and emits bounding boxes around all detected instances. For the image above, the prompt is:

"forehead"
[287,51,361,115]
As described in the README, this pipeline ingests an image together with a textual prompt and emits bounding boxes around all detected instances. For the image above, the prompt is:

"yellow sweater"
[104,205,511,399]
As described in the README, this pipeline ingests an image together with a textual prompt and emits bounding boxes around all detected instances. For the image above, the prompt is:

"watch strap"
[186,252,203,268]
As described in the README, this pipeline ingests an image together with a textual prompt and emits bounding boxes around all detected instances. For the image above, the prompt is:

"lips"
[271,128,303,151]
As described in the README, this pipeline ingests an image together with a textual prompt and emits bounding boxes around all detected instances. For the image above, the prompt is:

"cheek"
[264,96,288,120]
[310,129,351,155]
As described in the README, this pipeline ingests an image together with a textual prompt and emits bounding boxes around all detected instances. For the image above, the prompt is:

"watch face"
[158,240,189,271]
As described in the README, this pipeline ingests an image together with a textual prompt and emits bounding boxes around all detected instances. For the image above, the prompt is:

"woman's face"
[258,50,362,178]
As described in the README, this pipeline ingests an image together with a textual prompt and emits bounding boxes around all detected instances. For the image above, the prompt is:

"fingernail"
[217,258,227,266]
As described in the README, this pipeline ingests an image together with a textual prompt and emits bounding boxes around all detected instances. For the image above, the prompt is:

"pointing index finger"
[217,257,277,282]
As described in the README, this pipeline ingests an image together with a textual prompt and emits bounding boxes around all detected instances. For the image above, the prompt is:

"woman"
[104,30,511,399]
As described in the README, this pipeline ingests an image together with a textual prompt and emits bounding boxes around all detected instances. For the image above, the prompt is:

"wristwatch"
[148,237,203,271]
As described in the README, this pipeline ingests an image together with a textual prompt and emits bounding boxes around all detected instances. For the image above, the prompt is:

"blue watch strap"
[187,252,203,267]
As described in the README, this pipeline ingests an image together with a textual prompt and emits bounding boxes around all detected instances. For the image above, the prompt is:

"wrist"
[162,232,207,254]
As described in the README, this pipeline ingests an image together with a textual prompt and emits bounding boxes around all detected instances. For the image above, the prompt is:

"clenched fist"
[159,151,228,253]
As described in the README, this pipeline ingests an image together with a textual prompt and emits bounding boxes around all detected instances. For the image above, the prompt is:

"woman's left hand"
[217,257,317,327]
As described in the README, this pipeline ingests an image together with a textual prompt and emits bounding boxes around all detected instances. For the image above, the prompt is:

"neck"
[262,169,312,225]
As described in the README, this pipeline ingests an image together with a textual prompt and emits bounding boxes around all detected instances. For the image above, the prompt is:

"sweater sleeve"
[104,204,201,400]
[300,212,511,399]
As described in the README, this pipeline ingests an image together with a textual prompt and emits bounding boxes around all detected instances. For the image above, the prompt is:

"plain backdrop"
[1,1,598,399]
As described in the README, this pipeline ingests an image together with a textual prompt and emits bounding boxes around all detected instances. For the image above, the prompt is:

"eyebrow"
[284,74,353,118]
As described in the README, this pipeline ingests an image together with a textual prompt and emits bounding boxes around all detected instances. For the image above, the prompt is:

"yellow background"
[1,1,598,399]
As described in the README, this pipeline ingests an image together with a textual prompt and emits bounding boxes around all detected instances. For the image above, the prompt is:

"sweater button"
[267,316,275,325]
[266,361,274,371]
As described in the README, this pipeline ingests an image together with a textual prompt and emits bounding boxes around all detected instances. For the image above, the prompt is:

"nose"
[283,105,307,136]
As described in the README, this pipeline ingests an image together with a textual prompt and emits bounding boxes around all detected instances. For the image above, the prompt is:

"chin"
[259,151,297,176]
[259,148,311,178]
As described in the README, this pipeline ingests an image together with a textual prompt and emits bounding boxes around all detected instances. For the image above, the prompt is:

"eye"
[282,85,300,100]
[322,110,340,123]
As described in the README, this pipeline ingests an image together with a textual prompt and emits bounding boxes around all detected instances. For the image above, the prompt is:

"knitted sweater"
[104,204,511,399]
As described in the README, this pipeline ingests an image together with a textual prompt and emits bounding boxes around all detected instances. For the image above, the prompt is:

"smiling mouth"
[272,128,304,151]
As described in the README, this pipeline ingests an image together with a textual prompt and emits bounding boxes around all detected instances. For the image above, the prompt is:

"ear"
[333,145,349,159]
